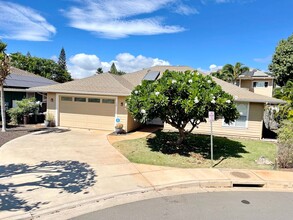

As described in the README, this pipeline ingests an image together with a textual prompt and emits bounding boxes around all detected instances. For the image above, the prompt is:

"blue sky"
[0,0,292,78]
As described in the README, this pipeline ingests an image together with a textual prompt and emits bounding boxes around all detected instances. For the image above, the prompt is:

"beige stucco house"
[28,66,285,139]
[237,69,274,97]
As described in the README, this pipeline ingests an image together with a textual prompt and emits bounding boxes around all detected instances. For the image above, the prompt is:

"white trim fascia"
[26,89,130,97]
[4,88,27,92]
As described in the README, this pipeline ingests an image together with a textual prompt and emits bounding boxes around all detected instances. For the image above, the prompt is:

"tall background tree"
[10,52,72,83]
[269,34,293,86]
[221,62,249,84]
[58,47,67,71]
[110,63,118,74]
[127,70,239,144]
[109,63,126,75]
[0,41,10,132]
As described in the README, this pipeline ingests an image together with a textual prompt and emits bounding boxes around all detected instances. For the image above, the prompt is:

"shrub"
[7,98,40,124]
[277,120,293,168]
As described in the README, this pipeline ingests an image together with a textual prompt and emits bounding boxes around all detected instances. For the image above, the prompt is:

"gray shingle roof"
[28,65,285,104]
[28,73,132,96]
[240,69,273,78]
[5,67,57,88]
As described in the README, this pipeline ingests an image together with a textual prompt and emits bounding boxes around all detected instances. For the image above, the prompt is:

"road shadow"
[0,160,96,212]
[147,131,248,160]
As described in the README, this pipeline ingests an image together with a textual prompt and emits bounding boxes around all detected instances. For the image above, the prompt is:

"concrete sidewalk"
[1,128,293,220]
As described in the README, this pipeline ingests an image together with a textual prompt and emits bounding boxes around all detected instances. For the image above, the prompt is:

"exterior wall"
[252,79,273,97]
[240,79,273,97]
[240,80,251,90]
[164,102,264,139]
[116,96,128,131]
[46,93,57,123]
[127,112,141,132]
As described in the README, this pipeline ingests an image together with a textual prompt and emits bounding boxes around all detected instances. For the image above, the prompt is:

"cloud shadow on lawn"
[147,131,248,160]
[0,160,96,212]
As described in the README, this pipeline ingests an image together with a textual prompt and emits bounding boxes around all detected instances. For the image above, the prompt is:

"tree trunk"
[0,85,6,132]
[177,128,186,145]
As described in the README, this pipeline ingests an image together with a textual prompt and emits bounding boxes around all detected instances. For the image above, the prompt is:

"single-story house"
[28,66,285,139]
[237,69,274,97]
[4,67,57,109]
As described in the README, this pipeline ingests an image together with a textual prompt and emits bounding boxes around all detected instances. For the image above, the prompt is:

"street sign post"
[208,111,215,167]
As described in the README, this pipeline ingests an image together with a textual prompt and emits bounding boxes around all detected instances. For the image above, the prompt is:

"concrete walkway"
[0,128,293,220]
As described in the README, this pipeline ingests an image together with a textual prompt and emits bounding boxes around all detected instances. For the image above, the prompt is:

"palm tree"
[0,41,10,132]
[222,62,249,84]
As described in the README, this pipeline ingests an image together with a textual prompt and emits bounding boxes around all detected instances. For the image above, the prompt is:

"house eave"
[26,89,130,97]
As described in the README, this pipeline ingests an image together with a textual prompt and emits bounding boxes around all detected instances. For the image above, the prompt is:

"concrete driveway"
[0,128,151,219]
[2,128,293,220]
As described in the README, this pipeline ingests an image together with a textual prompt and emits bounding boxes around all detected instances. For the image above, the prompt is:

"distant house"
[28,66,285,139]
[237,69,274,97]
[4,67,57,109]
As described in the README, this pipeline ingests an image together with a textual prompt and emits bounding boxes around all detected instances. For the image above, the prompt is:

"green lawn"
[113,131,277,169]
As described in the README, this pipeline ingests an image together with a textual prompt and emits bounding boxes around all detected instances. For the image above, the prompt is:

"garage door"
[59,96,115,130]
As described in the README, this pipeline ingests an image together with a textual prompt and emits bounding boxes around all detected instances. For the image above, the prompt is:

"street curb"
[2,177,293,220]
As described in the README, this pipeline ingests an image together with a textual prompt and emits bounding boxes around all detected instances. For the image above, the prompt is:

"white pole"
[210,120,213,167]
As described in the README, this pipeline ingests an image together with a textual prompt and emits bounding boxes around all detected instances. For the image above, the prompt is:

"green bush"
[7,98,40,124]
[277,120,293,168]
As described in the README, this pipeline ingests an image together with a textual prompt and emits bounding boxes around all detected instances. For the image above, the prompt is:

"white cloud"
[63,0,196,38]
[209,64,222,72]
[68,52,170,78]
[0,1,56,41]
[253,55,272,63]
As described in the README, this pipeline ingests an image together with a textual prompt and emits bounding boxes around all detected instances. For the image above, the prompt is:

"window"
[61,96,72,101]
[74,97,86,102]
[102,99,115,104]
[253,81,268,88]
[88,98,100,103]
[223,103,248,128]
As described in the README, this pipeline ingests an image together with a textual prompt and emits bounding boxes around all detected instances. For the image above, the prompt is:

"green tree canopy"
[269,34,293,86]
[58,47,67,71]
[10,52,72,83]
[110,63,118,74]
[126,70,239,144]
[96,67,103,74]
[221,62,249,84]
[273,80,293,122]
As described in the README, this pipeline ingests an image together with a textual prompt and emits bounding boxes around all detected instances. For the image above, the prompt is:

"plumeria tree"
[126,70,239,144]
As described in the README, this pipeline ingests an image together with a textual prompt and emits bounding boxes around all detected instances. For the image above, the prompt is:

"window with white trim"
[74,97,86,102]
[253,81,268,88]
[102,99,115,104]
[88,98,100,103]
[223,103,249,128]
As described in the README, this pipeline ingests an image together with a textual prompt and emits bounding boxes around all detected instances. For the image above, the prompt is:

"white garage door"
[59,96,116,130]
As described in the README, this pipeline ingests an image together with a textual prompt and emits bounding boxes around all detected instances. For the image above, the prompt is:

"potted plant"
[44,113,54,127]
[115,123,124,134]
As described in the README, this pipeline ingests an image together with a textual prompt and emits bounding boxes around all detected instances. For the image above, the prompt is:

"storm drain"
[230,171,265,188]
[233,183,265,188]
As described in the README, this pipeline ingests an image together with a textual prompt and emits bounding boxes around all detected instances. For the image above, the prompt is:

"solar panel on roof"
[143,71,160,81]
[4,74,57,88]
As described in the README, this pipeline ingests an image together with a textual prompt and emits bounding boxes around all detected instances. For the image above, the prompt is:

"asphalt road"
[72,191,293,220]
